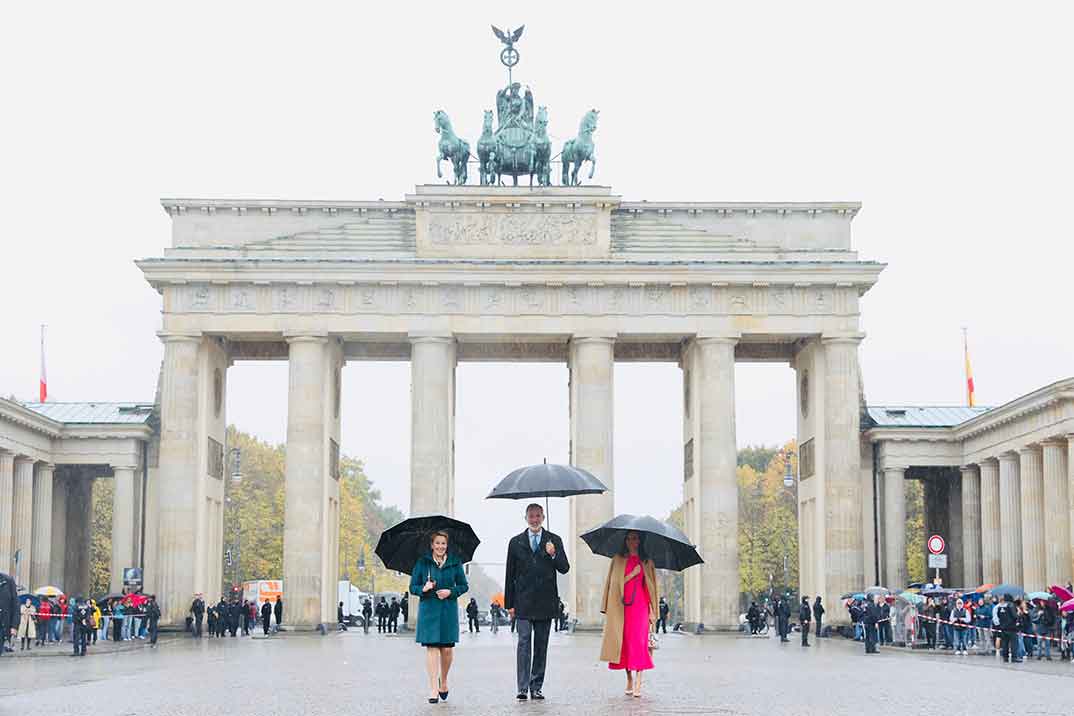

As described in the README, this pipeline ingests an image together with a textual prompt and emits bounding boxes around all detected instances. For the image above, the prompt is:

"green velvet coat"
[409,552,469,646]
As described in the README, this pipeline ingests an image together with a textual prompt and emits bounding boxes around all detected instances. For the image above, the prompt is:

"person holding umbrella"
[505,503,570,702]
[409,530,469,705]
[599,530,657,698]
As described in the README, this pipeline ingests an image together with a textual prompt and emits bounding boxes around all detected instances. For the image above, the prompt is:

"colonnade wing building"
[2,184,1070,630]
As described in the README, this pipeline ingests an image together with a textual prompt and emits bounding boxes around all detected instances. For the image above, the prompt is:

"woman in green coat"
[409,530,469,704]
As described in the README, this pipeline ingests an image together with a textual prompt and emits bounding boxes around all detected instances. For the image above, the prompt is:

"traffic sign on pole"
[927,534,945,555]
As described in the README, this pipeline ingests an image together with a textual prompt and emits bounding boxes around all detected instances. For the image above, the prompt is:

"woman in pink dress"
[599,530,658,698]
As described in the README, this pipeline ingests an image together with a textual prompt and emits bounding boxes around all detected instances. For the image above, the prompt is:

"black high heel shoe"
[438,677,449,701]
[427,697,439,704]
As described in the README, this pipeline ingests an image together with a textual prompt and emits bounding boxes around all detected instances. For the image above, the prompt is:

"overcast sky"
[3,3,1071,572]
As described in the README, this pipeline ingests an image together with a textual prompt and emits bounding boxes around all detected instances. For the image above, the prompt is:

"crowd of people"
[188,593,282,637]
[4,589,161,656]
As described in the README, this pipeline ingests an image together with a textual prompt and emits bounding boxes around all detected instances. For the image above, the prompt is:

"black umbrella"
[486,460,608,528]
[579,514,703,571]
[374,515,480,575]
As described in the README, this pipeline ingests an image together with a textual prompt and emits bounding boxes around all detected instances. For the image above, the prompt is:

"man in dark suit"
[504,503,570,701]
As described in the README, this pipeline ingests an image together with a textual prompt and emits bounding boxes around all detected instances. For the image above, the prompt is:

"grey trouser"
[516,618,551,694]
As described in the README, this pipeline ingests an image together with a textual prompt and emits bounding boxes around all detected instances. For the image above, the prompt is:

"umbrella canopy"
[1026,591,1056,602]
[123,593,149,607]
[1061,598,1074,614]
[375,515,480,575]
[974,583,996,593]
[865,586,890,598]
[579,514,703,572]
[33,585,64,597]
[96,593,126,603]
[990,583,1024,600]
[487,462,608,499]
[1050,585,1074,602]
[17,593,40,608]
[897,591,924,605]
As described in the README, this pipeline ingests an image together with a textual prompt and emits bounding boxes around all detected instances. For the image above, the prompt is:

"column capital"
[1017,445,1041,457]
[408,333,456,345]
[820,333,866,346]
[570,334,616,345]
[998,450,1019,462]
[156,331,202,344]
[34,461,55,472]
[960,464,980,476]
[694,334,739,346]
[882,465,907,475]
[13,455,36,466]
[1040,437,1066,448]
[283,332,330,344]
[111,464,139,472]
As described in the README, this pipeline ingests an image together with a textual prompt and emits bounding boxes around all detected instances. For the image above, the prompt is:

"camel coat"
[599,554,658,663]
[17,602,36,639]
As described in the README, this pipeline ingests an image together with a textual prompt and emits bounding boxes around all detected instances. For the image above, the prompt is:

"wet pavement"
[2,627,1073,715]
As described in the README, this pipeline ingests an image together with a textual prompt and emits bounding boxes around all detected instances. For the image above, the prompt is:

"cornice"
[616,201,861,219]
[954,380,1074,441]
[0,398,63,438]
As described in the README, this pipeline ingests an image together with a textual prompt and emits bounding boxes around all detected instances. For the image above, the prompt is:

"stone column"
[680,336,737,629]
[979,459,1002,583]
[883,467,907,590]
[65,474,93,598]
[1068,436,1074,583]
[30,463,54,588]
[998,451,1023,585]
[410,336,457,517]
[960,465,983,587]
[283,334,343,629]
[0,451,13,574]
[110,465,138,593]
[822,337,864,610]
[50,472,67,588]
[569,335,616,627]
[1041,439,1071,586]
[156,333,202,624]
[12,457,35,588]
[1018,446,1045,588]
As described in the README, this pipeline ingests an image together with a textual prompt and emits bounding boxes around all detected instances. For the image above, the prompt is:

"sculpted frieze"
[427,212,598,247]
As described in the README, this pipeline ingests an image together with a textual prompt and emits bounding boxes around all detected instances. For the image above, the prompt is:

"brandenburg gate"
[133,27,882,629]
[137,184,882,629]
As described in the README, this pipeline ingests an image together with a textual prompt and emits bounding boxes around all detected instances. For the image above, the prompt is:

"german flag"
[963,328,976,407]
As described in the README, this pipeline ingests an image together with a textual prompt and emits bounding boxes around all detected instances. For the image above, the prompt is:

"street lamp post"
[224,447,242,598]
[779,447,798,599]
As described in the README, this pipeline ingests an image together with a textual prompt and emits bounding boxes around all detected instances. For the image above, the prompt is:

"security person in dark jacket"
[376,597,388,633]
[812,596,825,638]
[657,597,670,634]
[799,597,811,646]
[190,595,205,637]
[387,596,400,633]
[261,600,273,635]
[774,596,791,642]
[0,572,18,655]
[361,598,372,634]
[864,595,882,654]
[466,597,480,632]
[72,597,92,656]
[145,596,161,645]
[504,503,570,701]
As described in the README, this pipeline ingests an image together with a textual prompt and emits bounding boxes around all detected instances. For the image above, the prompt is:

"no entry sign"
[927,534,946,555]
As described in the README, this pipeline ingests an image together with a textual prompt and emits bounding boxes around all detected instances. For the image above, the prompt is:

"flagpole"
[962,327,975,407]
[40,324,47,403]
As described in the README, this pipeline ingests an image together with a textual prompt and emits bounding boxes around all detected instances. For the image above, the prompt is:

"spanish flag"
[963,328,975,407]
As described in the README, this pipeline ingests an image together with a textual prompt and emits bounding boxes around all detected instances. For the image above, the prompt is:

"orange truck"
[242,580,282,609]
